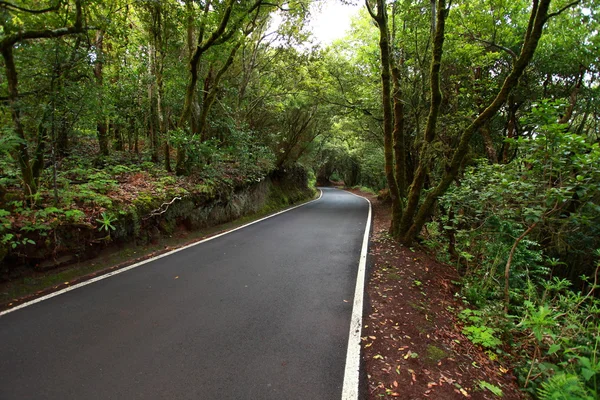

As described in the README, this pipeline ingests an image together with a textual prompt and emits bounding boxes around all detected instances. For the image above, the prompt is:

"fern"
[538,373,595,400]
[478,380,503,397]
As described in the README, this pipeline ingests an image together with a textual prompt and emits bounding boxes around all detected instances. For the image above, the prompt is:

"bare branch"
[143,197,182,220]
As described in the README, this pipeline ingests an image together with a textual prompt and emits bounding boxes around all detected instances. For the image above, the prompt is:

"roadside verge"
[0,190,322,316]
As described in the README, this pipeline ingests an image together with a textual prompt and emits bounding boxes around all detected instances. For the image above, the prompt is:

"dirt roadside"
[346,188,526,399]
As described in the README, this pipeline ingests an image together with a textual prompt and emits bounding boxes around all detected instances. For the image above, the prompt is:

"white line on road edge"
[341,191,372,400]
[0,189,324,317]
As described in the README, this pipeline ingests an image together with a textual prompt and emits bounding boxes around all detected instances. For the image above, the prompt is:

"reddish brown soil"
[346,188,526,400]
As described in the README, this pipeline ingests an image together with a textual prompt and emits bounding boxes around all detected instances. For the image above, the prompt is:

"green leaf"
[547,344,560,355]
[478,381,503,397]
[580,368,595,382]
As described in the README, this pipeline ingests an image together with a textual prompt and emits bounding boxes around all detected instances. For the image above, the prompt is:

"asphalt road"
[0,188,370,400]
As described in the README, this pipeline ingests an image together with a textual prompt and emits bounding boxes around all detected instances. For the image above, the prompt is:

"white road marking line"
[0,189,323,317]
[341,190,372,400]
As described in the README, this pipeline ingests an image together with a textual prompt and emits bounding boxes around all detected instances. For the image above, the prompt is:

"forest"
[1,0,599,398]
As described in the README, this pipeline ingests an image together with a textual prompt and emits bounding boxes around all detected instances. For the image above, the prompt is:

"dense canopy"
[1,0,599,397]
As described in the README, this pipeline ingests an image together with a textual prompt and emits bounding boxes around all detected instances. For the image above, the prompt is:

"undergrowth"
[424,103,600,399]
[0,140,309,274]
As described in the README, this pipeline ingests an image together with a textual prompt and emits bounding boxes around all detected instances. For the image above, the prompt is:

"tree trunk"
[56,119,69,157]
[367,0,402,236]
[557,65,584,125]
[151,2,169,170]
[392,64,407,196]
[176,0,203,174]
[148,45,159,162]
[175,0,260,174]
[113,123,124,151]
[32,107,52,183]
[0,0,86,196]
[501,99,519,163]
[0,46,36,196]
[391,64,406,234]
[199,42,241,142]
[399,0,447,239]
[480,123,498,163]
[400,0,557,245]
[94,31,109,157]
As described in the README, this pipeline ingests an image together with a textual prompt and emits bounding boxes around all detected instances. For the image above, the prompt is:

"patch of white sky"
[268,0,363,47]
[310,0,362,45]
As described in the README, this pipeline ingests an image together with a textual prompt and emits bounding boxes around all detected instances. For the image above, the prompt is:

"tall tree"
[175,0,270,174]
[400,0,582,244]
[0,0,89,196]
[368,0,583,244]
[366,0,403,234]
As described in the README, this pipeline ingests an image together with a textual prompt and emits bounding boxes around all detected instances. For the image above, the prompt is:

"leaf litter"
[345,188,526,400]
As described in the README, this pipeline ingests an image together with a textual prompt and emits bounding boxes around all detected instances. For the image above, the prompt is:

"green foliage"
[478,380,503,397]
[518,302,557,342]
[432,101,600,396]
[0,4,595,400]
[459,308,503,349]
[96,212,117,233]
[538,373,595,400]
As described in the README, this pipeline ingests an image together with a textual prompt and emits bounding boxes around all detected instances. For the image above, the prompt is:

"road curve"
[0,188,369,400]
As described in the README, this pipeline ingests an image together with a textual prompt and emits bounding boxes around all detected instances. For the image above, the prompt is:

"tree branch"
[0,0,60,14]
[545,0,580,20]
[504,222,538,313]
[365,0,378,22]
[0,0,88,48]
[469,36,517,60]
[213,0,266,46]
[524,0,539,42]
[143,197,182,220]
[0,90,44,102]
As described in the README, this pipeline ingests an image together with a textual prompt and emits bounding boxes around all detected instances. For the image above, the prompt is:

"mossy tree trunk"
[198,41,241,142]
[0,46,36,197]
[176,0,235,174]
[399,0,565,244]
[94,30,110,158]
[175,0,267,174]
[368,0,574,245]
[398,0,447,237]
[366,0,403,235]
